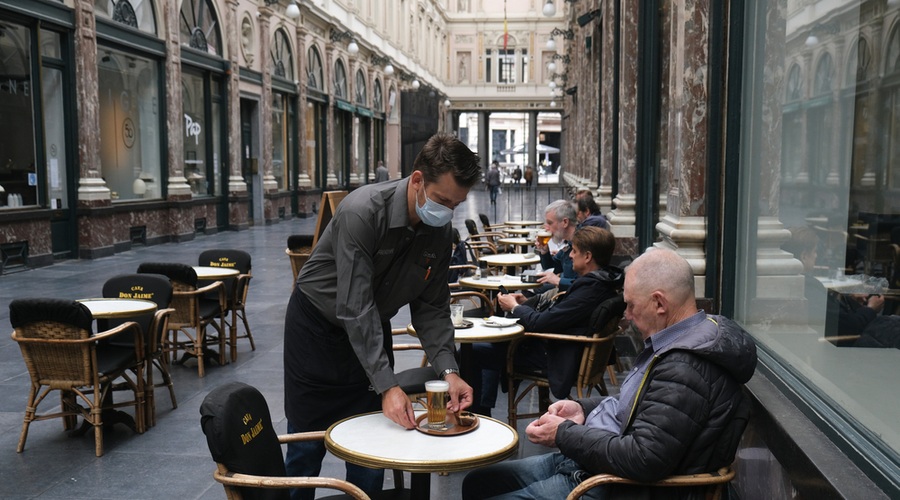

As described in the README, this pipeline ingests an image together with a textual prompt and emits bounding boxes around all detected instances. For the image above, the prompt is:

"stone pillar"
[226,0,248,229]
[74,0,109,204]
[654,0,709,293]
[163,0,190,198]
[478,111,490,167]
[607,0,637,239]
[385,79,401,179]
[528,111,538,174]
[325,45,338,188]
[347,55,361,187]
[259,7,277,196]
[597,0,616,214]
[296,25,313,189]
[367,66,378,183]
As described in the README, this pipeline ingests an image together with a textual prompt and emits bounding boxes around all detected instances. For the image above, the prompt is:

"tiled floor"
[0,181,595,499]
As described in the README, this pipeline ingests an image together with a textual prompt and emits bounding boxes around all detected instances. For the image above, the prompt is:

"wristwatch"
[439,368,460,380]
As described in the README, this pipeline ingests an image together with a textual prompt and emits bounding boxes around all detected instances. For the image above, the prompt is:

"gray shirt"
[375,165,389,183]
[298,178,458,393]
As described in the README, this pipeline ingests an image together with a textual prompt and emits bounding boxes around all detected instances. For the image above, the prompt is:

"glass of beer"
[537,230,552,247]
[425,380,450,429]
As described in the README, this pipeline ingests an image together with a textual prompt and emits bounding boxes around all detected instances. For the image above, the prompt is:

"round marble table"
[77,298,157,318]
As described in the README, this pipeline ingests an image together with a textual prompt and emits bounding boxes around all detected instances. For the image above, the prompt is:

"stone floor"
[0,181,619,499]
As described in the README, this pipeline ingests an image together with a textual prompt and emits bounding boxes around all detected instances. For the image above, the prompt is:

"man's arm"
[511,284,613,333]
[554,361,712,481]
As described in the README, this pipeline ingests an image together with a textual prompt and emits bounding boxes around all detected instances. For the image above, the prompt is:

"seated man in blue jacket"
[532,200,579,294]
[469,226,623,415]
[463,248,758,499]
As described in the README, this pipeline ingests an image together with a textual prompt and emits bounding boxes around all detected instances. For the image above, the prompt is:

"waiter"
[283,133,480,499]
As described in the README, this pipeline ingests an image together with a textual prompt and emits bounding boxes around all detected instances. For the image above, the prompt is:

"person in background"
[534,200,579,293]
[486,160,502,205]
[284,134,479,499]
[512,165,523,184]
[524,165,534,189]
[575,194,609,230]
[374,160,389,183]
[462,248,758,499]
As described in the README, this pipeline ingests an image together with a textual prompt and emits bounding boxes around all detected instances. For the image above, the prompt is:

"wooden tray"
[414,412,480,436]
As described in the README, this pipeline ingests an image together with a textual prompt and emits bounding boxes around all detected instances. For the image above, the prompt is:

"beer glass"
[537,230,552,247]
[425,380,450,429]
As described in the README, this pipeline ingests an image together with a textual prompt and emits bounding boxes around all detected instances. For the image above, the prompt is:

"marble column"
[528,111,538,174]
[478,111,490,168]
[162,0,190,198]
[607,0,638,239]
[597,0,617,214]
[325,45,338,188]
[347,55,361,187]
[367,66,378,183]
[385,78,401,180]
[259,7,277,196]
[296,25,312,189]
[226,0,248,229]
[74,0,109,205]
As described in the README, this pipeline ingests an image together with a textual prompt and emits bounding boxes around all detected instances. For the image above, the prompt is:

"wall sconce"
[444,99,451,108]
[805,21,839,47]
[285,1,300,19]
[547,61,557,72]
[542,0,556,17]
[550,27,575,40]
[411,79,420,90]
[550,100,557,107]
[330,29,359,54]
[371,55,393,75]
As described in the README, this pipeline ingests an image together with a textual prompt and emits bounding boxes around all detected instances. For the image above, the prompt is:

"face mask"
[415,184,454,227]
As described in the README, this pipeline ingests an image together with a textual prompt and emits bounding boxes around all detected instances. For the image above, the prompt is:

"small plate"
[454,319,474,329]
[482,317,519,328]
[414,412,480,436]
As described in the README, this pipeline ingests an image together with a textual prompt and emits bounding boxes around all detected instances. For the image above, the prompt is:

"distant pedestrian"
[524,165,534,189]
[512,166,522,184]
[374,160,389,183]
[486,161,502,205]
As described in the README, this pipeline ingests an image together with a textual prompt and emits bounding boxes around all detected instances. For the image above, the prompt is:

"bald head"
[624,248,698,338]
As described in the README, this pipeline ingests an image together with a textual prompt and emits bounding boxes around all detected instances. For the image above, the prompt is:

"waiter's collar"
[388,177,435,233]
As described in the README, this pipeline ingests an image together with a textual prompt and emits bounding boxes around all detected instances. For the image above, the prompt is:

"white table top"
[479,253,541,267]
[325,411,518,473]
[498,237,533,247]
[504,220,543,227]
[78,298,157,318]
[192,265,240,279]
[504,228,534,236]
[408,317,525,343]
[459,275,542,291]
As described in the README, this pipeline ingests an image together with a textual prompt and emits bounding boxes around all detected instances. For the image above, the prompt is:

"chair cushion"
[9,298,93,332]
[96,344,138,375]
[101,273,172,348]
[199,297,223,320]
[287,234,315,251]
[395,367,436,395]
[137,262,198,287]
[200,382,288,500]
[199,249,252,274]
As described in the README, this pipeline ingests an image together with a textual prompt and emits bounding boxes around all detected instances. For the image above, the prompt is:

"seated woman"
[469,227,623,416]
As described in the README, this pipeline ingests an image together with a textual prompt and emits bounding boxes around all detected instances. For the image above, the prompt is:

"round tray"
[453,319,474,329]
[414,412,480,436]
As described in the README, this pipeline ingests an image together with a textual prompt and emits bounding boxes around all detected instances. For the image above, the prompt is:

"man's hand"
[497,292,521,312]
[381,386,416,429]
[537,271,561,286]
[546,400,586,424]
[444,372,473,413]
[526,412,567,447]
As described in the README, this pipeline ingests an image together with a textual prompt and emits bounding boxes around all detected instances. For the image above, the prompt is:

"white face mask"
[415,184,454,227]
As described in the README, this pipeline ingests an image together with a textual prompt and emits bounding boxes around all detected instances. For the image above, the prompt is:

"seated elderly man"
[533,199,579,293]
[463,248,758,499]
[468,227,623,416]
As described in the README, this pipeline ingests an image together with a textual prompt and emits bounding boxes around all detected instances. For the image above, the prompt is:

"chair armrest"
[522,331,613,344]
[566,467,734,500]
[194,280,225,295]
[278,430,327,443]
[214,469,370,499]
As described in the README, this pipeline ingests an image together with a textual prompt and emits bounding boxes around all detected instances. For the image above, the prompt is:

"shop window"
[179,0,222,55]
[270,29,293,80]
[355,69,367,106]
[0,22,36,209]
[307,46,324,91]
[94,0,157,34]
[272,93,288,190]
[98,47,162,201]
[334,59,348,100]
[373,79,383,111]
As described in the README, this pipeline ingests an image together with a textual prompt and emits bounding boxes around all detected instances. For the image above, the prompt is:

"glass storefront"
[0,22,36,208]
[182,69,224,197]
[307,45,327,189]
[97,46,162,201]
[736,0,900,471]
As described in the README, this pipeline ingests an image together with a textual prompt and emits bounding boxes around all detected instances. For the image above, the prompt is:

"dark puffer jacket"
[555,315,757,498]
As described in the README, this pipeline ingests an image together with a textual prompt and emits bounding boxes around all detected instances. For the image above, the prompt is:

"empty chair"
[137,262,226,378]
[10,298,145,456]
[200,381,370,499]
[478,213,506,232]
[286,234,315,286]
[567,466,736,500]
[101,273,177,427]
[198,249,255,362]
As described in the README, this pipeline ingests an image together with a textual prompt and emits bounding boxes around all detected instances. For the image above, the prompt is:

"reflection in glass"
[94,0,157,34]
[182,71,207,195]
[179,0,222,55]
[0,22,36,208]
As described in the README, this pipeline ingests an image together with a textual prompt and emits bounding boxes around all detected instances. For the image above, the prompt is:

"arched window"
[94,0,157,34]
[270,29,293,80]
[887,25,900,75]
[334,59,348,99]
[355,69,367,105]
[307,46,324,91]
[787,64,802,101]
[373,79,384,112]
[179,0,222,56]
[847,37,871,84]
[814,53,834,96]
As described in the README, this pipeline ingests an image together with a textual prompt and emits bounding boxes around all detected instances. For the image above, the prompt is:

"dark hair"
[414,133,482,187]
[576,196,600,215]
[572,226,615,267]
[574,189,594,201]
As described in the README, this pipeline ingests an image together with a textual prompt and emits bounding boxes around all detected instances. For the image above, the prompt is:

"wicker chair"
[507,294,625,426]
[198,249,255,362]
[479,213,507,232]
[101,273,177,427]
[200,382,370,500]
[286,234,315,287]
[10,298,145,456]
[566,466,735,500]
[137,262,226,378]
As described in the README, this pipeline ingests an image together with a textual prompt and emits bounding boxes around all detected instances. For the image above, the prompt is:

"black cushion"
[137,262,198,287]
[465,219,479,236]
[395,367,436,395]
[478,213,491,229]
[100,273,172,348]
[9,298,94,332]
[287,234,315,251]
[200,382,289,500]
[198,249,252,274]
[588,295,626,332]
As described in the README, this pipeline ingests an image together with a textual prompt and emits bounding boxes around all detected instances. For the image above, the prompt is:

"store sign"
[185,113,202,145]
